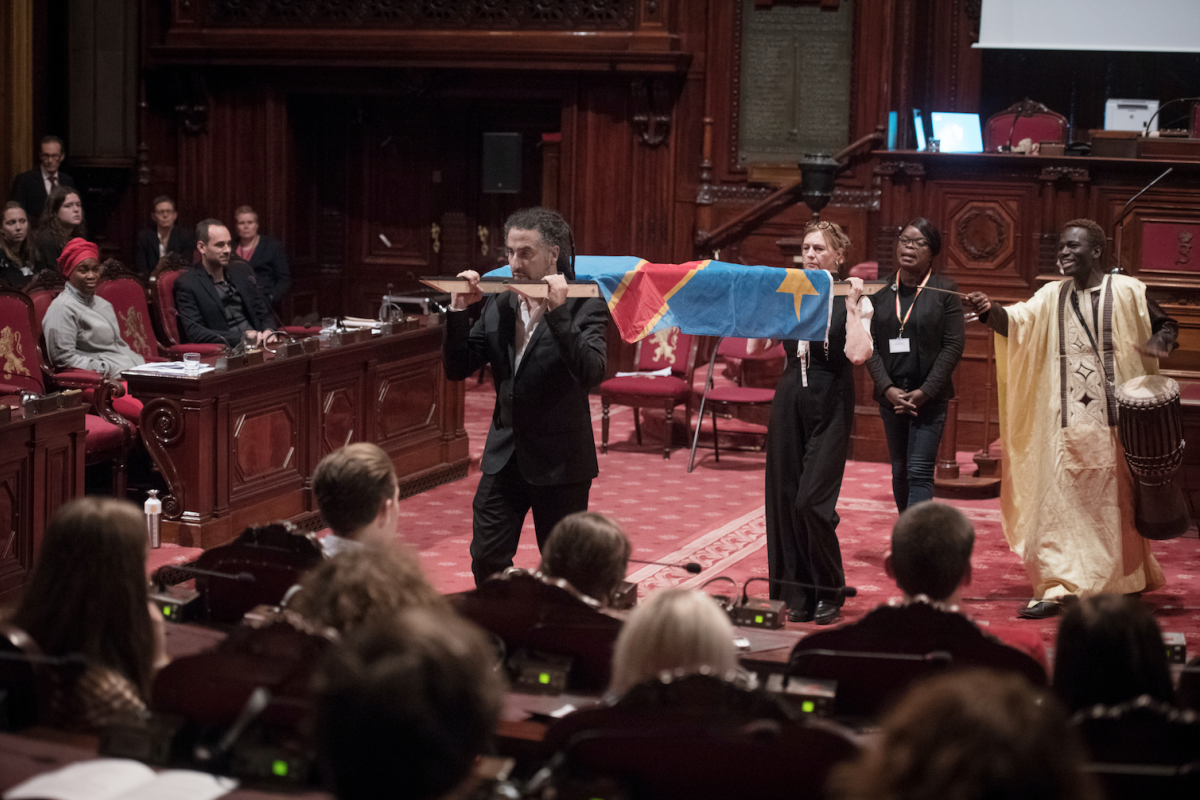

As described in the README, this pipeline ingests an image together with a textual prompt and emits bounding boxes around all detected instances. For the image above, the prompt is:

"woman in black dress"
[759,220,873,625]
[865,218,964,512]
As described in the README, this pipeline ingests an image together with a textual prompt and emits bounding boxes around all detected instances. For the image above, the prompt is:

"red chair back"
[95,262,160,362]
[150,260,189,346]
[635,328,695,378]
[0,289,47,394]
[984,99,1069,152]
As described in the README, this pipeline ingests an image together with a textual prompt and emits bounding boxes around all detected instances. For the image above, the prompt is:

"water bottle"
[145,489,162,549]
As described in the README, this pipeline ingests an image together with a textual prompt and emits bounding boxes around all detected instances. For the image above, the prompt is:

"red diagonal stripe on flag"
[608,262,698,341]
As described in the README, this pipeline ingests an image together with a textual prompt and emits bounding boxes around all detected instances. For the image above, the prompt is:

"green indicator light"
[755,615,764,624]
[272,760,288,777]
[162,606,172,617]
[802,701,815,714]
[539,672,550,685]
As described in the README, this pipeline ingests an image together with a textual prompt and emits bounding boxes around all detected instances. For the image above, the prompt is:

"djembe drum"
[1115,375,1189,540]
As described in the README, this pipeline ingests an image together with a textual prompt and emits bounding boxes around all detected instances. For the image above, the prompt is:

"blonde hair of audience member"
[313,609,505,800]
[312,443,400,545]
[830,669,1098,800]
[289,543,447,636]
[538,512,631,605]
[609,588,738,697]
[11,498,166,729]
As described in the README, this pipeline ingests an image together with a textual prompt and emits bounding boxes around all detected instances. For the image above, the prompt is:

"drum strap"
[1069,287,1110,388]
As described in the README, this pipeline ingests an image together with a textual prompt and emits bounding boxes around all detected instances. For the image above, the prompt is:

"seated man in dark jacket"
[134,195,193,275]
[174,218,272,346]
[794,501,1046,686]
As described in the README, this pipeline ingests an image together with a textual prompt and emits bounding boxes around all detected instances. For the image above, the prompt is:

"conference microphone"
[155,564,256,589]
[741,576,857,603]
[1113,167,1173,274]
[628,557,702,574]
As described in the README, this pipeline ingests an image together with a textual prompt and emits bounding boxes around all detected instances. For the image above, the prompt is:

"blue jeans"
[878,396,950,513]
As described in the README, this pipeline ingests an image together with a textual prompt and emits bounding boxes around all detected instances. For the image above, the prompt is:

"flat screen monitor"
[912,109,927,152]
[930,112,984,153]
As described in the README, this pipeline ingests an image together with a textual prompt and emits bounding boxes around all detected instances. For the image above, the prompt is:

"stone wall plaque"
[737,0,853,167]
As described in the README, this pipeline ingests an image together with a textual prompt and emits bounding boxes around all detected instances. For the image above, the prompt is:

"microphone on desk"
[154,563,256,589]
[628,558,702,574]
[740,576,858,602]
[697,576,857,630]
[1113,167,1174,274]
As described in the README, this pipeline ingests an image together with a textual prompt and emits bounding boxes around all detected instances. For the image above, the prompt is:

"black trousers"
[470,454,592,586]
[764,361,852,613]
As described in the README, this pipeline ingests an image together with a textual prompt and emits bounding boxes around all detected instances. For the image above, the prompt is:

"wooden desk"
[0,404,87,602]
[125,327,468,549]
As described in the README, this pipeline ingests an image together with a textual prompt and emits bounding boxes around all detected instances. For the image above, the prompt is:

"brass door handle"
[431,222,441,254]
[477,225,489,257]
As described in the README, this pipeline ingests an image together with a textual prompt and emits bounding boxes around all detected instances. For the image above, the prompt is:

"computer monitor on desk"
[930,112,984,153]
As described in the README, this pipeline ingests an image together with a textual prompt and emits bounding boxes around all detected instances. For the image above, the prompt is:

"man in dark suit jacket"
[794,501,1047,686]
[8,136,76,217]
[174,218,272,346]
[443,208,607,586]
[135,196,194,275]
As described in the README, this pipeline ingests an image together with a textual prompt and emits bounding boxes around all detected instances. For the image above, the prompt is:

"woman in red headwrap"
[43,238,145,393]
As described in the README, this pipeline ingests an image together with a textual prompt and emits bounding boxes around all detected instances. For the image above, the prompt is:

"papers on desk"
[123,362,215,377]
[3,759,236,800]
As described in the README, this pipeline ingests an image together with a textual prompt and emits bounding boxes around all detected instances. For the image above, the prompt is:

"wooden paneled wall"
[20,0,1198,459]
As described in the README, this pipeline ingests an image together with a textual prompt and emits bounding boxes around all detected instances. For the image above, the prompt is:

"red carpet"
[397,378,1200,664]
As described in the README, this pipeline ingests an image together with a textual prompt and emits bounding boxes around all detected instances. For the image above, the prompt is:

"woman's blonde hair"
[803,219,852,267]
[608,588,737,696]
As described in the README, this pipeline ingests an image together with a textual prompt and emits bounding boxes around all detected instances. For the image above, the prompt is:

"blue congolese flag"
[489,257,834,344]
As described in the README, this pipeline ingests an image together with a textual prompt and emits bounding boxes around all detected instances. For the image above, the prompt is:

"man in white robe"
[965,219,1175,619]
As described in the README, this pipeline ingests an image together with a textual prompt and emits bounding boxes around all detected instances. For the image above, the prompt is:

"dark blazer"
[794,603,1047,686]
[8,169,76,218]
[243,235,290,305]
[174,262,273,346]
[443,292,608,485]
[135,227,194,275]
[865,272,965,403]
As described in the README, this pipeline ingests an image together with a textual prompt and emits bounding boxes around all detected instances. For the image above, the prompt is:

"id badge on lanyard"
[890,272,930,354]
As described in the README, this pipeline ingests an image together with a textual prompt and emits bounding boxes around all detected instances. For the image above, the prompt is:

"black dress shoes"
[814,601,841,626]
[787,607,814,623]
[1017,601,1062,620]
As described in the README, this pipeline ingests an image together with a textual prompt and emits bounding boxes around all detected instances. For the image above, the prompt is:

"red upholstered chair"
[23,269,65,328]
[0,288,134,496]
[848,261,878,280]
[687,338,779,473]
[983,99,1069,153]
[600,327,699,459]
[94,260,169,363]
[148,255,224,357]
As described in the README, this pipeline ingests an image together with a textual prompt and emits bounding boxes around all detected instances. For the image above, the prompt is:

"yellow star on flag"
[776,269,819,322]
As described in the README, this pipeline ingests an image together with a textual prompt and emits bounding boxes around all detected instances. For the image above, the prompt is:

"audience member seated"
[312,609,505,800]
[234,204,290,309]
[1053,593,1176,714]
[538,511,631,606]
[134,195,193,275]
[288,544,447,636]
[794,501,1047,685]
[608,588,739,698]
[8,135,76,218]
[312,442,400,557]
[43,239,146,378]
[9,498,167,733]
[829,670,1098,800]
[31,186,85,272]
[0,202,32,288]
[174,218,272,346]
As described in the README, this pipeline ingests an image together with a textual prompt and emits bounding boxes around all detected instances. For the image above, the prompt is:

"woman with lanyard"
[865,218,965,512]
[751,220,873,626]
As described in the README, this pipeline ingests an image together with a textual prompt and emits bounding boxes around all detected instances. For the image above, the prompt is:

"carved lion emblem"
[649,328,679,365]
[119,307,150,356]
[0,326,31,378]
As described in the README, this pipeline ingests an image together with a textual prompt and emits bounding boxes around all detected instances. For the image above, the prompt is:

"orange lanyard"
[895,270,931,336]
